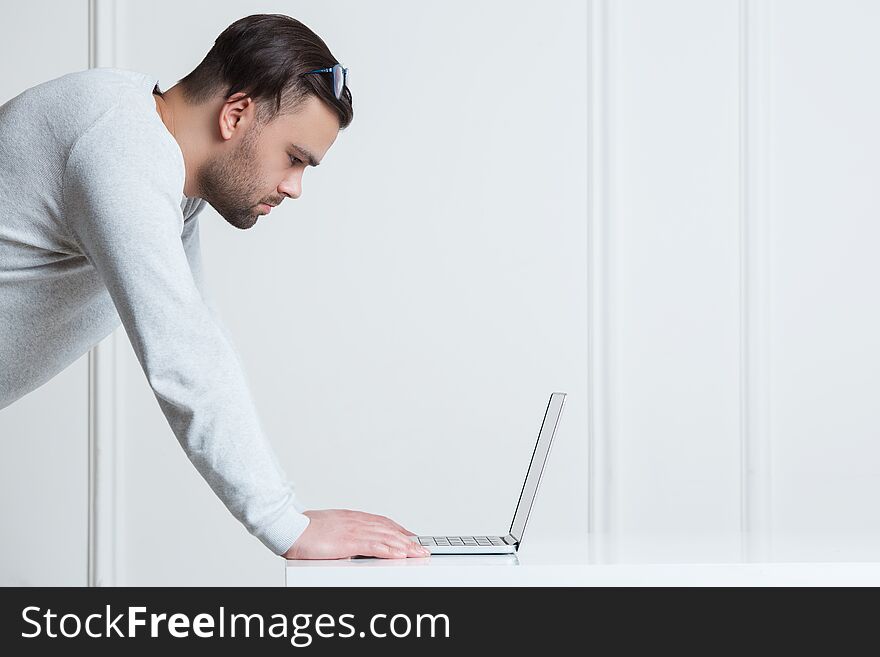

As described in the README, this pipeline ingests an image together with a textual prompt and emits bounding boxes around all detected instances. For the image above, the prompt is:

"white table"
[285,535,880,586]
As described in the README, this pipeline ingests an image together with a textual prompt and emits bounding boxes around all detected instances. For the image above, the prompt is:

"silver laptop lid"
[508,392,567,544]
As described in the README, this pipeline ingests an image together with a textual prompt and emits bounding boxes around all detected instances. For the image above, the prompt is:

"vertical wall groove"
[587,0,613,563]
[739,0,773,561]
[87,0,120,587]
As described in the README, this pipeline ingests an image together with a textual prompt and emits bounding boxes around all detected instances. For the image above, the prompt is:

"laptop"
[410,392,567,554]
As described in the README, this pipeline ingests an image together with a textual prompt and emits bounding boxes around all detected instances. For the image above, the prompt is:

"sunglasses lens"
[333,64,344,99]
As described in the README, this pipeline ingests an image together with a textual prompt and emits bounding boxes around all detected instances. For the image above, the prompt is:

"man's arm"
[62,102,308,555]
[179,206,431,560]
[180,211,308,518]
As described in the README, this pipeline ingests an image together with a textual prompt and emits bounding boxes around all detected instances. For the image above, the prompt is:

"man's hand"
[283,509,431,560]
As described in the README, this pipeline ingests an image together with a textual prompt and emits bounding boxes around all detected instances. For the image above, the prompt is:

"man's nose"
[279,172,302,200]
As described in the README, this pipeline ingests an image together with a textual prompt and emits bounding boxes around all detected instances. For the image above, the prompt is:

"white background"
[1,0,877,586]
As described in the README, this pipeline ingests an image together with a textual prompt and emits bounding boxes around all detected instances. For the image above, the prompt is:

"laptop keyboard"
[418,536,506,547]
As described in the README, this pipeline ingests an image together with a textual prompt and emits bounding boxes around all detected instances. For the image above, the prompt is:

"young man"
[0,14,429,561]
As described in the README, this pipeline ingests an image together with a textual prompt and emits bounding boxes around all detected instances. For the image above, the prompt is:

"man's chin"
[221,211,258,230]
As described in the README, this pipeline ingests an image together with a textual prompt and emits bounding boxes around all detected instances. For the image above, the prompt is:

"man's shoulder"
[15,67,155,109]
[46,67,155,96]
[4,67,162,150]
[62,67,159,119]
[60,69,180,166]
[62,80,185,204]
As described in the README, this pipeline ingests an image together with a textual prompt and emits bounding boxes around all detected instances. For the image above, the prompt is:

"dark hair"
[175,14,353,129]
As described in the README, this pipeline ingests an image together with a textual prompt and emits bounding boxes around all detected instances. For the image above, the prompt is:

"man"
[0,14,430,561]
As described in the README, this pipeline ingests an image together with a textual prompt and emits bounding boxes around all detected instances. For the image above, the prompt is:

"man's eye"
[289,156,303,166]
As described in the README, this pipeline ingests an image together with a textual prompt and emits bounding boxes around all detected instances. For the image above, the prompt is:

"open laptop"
[410,392,567,554]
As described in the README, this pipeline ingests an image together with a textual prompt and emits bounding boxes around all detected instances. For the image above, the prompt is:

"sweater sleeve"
[180,211,310,520]
[62,102,309,556]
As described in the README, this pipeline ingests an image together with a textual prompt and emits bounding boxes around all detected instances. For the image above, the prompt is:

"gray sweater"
[0,67,310,555]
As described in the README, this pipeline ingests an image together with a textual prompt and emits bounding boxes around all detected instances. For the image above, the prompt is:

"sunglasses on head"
[305,63,349,100]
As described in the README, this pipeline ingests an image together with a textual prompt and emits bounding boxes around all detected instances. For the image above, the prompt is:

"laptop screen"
[508,392,566,543]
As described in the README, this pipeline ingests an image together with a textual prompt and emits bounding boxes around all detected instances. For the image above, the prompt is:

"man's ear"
[218,92,256,140]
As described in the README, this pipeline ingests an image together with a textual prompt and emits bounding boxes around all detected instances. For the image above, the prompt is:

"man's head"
[159,14,353,230]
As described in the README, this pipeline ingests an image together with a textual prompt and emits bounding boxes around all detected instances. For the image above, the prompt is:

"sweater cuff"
[254,505,311,556]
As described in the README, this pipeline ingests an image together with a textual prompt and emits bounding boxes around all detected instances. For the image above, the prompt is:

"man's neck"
[153,91,175,138]
[153,85,201,198]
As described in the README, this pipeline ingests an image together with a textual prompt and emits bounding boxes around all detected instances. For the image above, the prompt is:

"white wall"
[768,0,880,559]
[593,0,880,564]
[603,0,744,562]
[4,0,880,585]
[0,0,90,586]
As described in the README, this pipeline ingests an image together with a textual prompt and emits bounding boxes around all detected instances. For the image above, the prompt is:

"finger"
[407,542,431,557]
[369,528,422,551]
[381,533,428,555]
[359,541,409,560]
[394,540,431,558]
[365,531,429,558]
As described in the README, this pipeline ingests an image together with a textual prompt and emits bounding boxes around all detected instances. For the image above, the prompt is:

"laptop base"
[411,535,518,554]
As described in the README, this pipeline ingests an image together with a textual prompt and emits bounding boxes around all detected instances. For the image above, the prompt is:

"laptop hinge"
[502,534,518,546]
